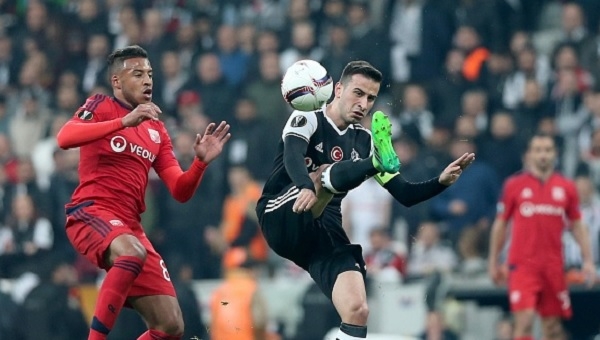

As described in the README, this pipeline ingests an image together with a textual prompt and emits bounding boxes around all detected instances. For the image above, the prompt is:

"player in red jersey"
[56,45,231,340]
[488,133,595,340]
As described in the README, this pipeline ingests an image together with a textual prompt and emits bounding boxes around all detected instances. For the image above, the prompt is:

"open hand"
[439,152,476,186]
[194,121,231,164]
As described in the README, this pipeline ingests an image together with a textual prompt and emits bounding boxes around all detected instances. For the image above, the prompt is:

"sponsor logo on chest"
[110,135,157,162]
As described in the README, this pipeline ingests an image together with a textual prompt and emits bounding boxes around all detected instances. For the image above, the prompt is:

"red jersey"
[65,94,179,222]
[498,172,581,266]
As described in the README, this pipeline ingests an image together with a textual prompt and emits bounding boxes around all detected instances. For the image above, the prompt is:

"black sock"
[337,322,367,339]
[322,158,378,193]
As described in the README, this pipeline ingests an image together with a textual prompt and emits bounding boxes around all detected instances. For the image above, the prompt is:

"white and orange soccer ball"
[281,59,334,111]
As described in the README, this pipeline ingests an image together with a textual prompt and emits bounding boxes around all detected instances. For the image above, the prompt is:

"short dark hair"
[339,60,382,84]
[528,132,556,149]
[107,45,148,74]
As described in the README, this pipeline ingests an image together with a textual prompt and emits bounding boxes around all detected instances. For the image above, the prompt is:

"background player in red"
[488,133,595,340]
[56,45,231,340]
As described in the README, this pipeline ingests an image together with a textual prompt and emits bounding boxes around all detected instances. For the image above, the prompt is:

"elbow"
[56,134,71,150]
[173,191,192,203]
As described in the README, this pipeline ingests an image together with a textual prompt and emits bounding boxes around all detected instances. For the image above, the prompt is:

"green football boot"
[371,111,401,173]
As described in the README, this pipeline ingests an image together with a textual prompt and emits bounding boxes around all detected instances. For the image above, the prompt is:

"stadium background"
[1,0,600,339]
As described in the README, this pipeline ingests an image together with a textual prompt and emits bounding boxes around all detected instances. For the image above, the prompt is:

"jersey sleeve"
[73,94,111,122]
[282,110,318,143]
[153,126,208,202]
[57,94,124,149]
[497,178,516,221]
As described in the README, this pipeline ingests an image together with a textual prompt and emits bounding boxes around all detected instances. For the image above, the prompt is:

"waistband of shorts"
[65,200,94,215]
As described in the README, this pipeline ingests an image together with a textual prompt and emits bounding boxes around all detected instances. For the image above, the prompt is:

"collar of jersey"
[323,108,353,136]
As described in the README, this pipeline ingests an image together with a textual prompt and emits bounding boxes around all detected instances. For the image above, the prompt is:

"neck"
[530,167,553,181]
[326,101,349,130]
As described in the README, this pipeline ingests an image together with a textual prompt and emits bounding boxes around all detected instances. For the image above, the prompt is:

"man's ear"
[111,74,120,89]
[334,82,342,98]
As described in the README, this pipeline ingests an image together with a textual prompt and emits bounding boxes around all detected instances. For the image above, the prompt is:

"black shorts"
[256,184,366,299]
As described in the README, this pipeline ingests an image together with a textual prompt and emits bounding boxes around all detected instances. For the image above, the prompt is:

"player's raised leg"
[132,295,184,340]
[332,271,369,339]
[89,234,147,340]
[321,111,400,194]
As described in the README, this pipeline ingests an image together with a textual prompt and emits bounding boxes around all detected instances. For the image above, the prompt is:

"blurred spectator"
[478,49,514,111]
[53,85,81,116]
[456,226,487,276]
[407,221,458,277]
[430,138,500,245]
[140,8,169,64]
[170,257,209,340]
[4,157,46,217]
[563,174,600,268]
[342,177,392,252]
[535,2,589,57]
[460,89,489,135]
[31,114,69,191]
[183,52,236,122]
[9,90,50,158]
[0,94,8,134]
[15,256,88,340]
[514,78,552,141]
[393,83,434,145]
[0,35,19,92]
[227,97,278,182]
[77,33,110,94]
[279,21,324,73]
[321,22,352,84]
[72,0,108,37]
[46,147,80,258]
[346,0,389,86]
[503,44,551,110]
[154,128,225,279]
[364,226,406,281]
[418,310,459,340]
[454,25,489,84]
[154,50,189,114]
[427,48,468,127]
[244,51,290,129]
[210,164,267,270]
[0,193,53,278]
[210,259,270,340]
[478,111,525,181]
[387,0,452,85]
[216,24,251,88]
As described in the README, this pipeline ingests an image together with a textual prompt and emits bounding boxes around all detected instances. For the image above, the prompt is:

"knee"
[345,299,369,324]
[543,321,564,339]
[109,234,148,263]
[156,311,184,336]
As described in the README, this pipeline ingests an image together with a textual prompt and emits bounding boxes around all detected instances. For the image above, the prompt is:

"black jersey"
[261,108,373,207]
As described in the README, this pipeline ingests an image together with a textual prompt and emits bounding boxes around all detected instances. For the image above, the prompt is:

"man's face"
[335,74,380,125]
[115,57,153,106]
[528,136,556,172]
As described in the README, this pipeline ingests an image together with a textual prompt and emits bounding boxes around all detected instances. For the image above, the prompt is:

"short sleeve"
[282,110,318,143]
[565,181,582,222]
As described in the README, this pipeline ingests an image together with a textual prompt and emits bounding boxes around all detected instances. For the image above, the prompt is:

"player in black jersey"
[256,61,474,340]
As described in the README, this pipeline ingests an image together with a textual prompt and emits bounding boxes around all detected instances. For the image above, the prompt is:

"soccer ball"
[281,60,333,111]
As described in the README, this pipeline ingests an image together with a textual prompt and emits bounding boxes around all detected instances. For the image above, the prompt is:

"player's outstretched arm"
[375,153,475,207]
[56,103,161,149]
[158,121,231,203]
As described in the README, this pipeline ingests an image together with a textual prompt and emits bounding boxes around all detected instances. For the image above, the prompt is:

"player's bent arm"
[488,218,508,265]
[157,159,208,202]
[375,172,447,207]
[56,119,124,149]
[570,220,594,265]
[284,135,315,192]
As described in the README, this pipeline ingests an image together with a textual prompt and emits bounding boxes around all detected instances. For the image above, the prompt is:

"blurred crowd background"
[1,0,600,339]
